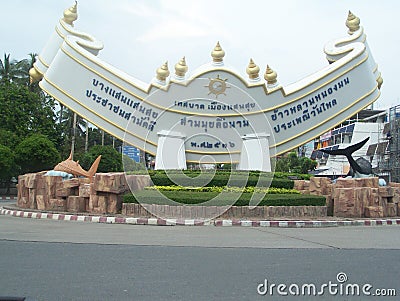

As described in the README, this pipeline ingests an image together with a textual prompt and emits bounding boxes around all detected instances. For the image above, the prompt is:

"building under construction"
[310,106,400,183]
[383,105,400,182]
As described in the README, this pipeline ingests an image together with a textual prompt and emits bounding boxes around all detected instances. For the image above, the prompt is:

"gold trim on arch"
[273,91,380,157]
[61,42,370,118]
[60,20,103,49]
[55,25,65,39]
[40,75,158,148]
[61,23,370,100]
[33,65,43,76]
[38,55,50,68]
[272,84,379,148]
[40,83,158,156]
[42,72,379,159]
[323,28,364,56]
[41,75,241,158]
[40,14,382,164]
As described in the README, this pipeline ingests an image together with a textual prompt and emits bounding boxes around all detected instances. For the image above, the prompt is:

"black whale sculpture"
[320,137,373,177]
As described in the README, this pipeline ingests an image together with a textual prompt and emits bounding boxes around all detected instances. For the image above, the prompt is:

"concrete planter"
[122,203,327,219]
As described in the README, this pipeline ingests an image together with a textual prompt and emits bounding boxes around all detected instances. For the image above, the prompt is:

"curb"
[0,196,16,201]
[2,207,400,227]
[214,219,400,227]
[0,208,209,226]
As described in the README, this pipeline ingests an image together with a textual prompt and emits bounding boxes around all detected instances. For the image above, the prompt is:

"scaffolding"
[375,123,390,181]
[388,105,400,182]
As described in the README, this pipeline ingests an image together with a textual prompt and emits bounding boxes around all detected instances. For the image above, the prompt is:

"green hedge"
[127,170,312,188]
[123,190,325,207]
[146,185,299,194]
[147,173,294,189]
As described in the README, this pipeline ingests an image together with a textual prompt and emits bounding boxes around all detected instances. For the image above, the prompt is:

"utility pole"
[85,120,89,152]
[71,112,77,159]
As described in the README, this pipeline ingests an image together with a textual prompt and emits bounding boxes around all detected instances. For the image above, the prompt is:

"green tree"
[15,134,61,174]
[0,129,20,149]
[275,152,317,174]
[0,145,16,181]
[0,81,59,143]
[275,157,290,172]
[56,106,95,158]
[0,54,23,84]
[79,145,122,173]
[122,155,146,172]
[0,53,36,86]
[299,157,317,174]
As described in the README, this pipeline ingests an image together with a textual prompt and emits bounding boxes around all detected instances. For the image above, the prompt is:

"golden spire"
[346,11,360,34]
[264,65,277,85]
[63,1,78,26]
[174,56,188,78]
[29,67,43,84]
[377,75,383,89]
[211,41,225,64]
[246,58,260,80]
[156,61,170,82]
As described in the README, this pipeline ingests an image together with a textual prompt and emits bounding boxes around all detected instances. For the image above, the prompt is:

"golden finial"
[377,75,383,89]
[174,56,188,78]
[156,61,170,82]
[29,67,43,84]
[211,41,225,64]
[246,58,260,80]
[63,1,78,26]
[346,11,360,34]
[264,65,277,85]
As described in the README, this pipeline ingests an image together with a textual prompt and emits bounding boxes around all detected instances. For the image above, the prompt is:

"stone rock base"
[295,177,400,218]
[17,172,151,214]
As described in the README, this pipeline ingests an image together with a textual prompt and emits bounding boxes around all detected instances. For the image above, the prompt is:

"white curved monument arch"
[30,3,382,171]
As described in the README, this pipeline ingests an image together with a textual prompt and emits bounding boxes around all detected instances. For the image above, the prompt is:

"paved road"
[1,214,400,249]
[1,215,399,300]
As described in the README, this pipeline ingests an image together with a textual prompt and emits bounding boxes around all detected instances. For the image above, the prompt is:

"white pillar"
[238,133,271,172]
[155,130,187,170]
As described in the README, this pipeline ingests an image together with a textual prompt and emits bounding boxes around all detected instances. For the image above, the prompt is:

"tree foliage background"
[0,53,124,183]
[0,53,316,187]
[275,152,317,174]
[79,145,123,173]
[15,134,61,174]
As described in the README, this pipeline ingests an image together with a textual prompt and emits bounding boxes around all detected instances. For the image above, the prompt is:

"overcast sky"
[2,0,399,109]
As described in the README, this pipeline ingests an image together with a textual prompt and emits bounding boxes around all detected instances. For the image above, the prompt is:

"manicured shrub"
[123,190,325,207]
[147,172,294,188]
[145,185,299,194]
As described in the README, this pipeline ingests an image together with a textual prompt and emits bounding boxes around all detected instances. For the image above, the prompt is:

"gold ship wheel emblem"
[206,75,229,98]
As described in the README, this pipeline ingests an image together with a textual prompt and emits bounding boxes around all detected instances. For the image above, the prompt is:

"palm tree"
[57,106,88,157]
[0,54,16,83]
[85,120,89,152]
[0,53,32,85]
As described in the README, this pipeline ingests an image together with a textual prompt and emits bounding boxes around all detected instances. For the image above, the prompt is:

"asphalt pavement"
[1,212,399,300]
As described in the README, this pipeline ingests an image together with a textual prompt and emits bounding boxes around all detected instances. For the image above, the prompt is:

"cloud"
[118,1,230,42]
[136,21,209,42]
